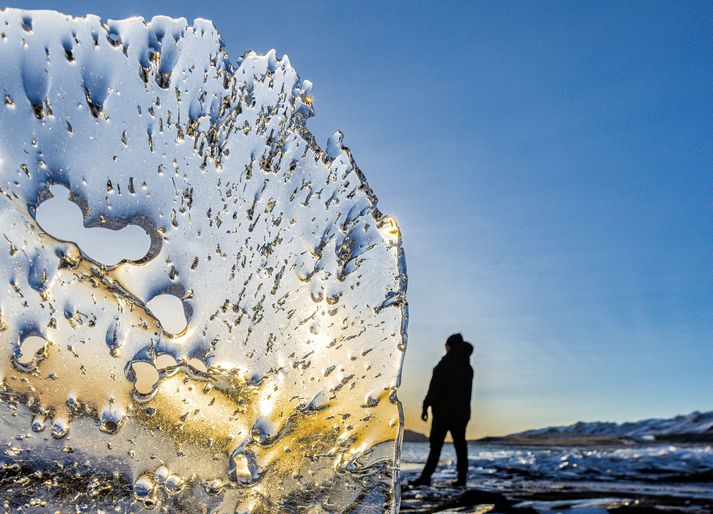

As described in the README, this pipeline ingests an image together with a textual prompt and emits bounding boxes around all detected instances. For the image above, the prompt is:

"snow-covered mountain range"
[514,411,713,438]
[404,411,713,444]
[474,411,713,444]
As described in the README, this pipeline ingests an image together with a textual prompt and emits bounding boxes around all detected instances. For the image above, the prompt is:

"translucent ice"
[0,8,407,512]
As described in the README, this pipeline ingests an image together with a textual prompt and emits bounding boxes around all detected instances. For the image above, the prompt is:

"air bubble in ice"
[164,474,184,493]
[133,474,157,505]
[99,406,125,433]
[31,414,46,432]
[51,417,69,439]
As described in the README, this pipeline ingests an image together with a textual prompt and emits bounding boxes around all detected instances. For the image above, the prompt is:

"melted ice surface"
[0,8,407,512]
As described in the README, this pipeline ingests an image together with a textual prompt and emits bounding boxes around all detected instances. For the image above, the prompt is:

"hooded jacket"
[422,341,474,423]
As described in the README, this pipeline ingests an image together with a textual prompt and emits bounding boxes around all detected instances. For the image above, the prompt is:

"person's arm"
[465,365,474,420]
[422,364,444,420]
[466,366,474,401]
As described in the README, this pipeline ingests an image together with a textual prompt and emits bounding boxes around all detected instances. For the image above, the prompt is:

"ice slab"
[0,8,407,512]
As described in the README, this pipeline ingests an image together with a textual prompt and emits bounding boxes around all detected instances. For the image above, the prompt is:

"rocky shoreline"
[398,438,713,513]
[400,479,713,513]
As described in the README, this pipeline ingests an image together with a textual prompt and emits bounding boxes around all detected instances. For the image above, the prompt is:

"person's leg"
[450,421,468,484]
[420,418,448,480]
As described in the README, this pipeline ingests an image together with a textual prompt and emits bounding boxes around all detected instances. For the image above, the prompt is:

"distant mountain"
[403,429,429,442]
[479,411,713,445]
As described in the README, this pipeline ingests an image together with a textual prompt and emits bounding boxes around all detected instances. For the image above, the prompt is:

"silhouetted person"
[411,333,473,487]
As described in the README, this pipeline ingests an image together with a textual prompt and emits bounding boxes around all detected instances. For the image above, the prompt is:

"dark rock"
[403,429,429,443]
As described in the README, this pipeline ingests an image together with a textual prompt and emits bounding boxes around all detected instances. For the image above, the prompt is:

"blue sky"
[11,1,712,437]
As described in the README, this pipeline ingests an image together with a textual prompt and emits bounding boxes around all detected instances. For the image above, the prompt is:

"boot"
[450,477,466,488]
[408,475,431,487]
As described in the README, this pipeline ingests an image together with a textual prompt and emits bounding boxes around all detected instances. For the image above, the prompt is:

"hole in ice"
[15,335,47,369]
[229,449,259,485]
[131,361,159,395]
[35,185,151,266]
[145,294,187,335]
[154,353,178,370]
[187,357,207,373]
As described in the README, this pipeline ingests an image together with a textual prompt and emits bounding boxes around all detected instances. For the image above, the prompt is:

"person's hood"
[454,341,473,362]
[441,341,473,365]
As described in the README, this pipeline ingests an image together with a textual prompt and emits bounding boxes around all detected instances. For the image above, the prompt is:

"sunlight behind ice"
[0,7,407,512]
